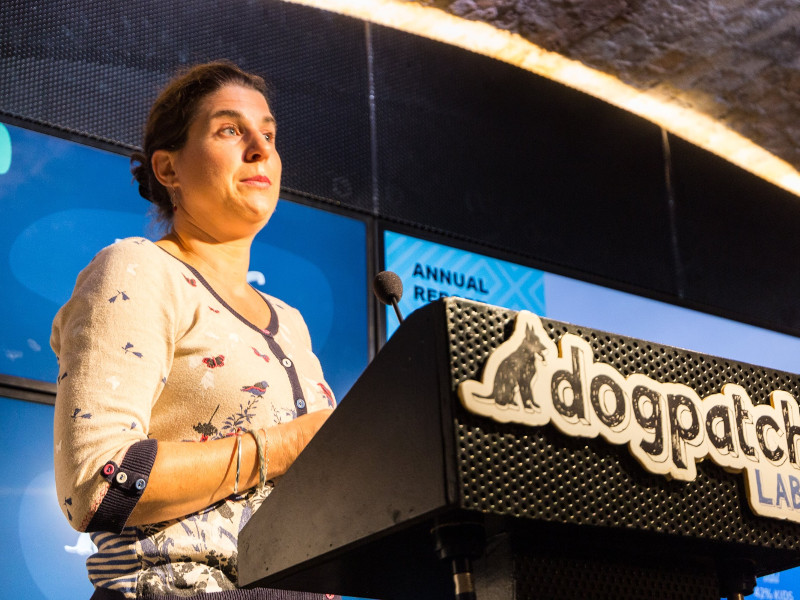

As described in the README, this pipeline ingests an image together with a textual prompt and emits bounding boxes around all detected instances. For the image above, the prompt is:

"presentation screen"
[0,120,369,599]
[383,229,800,373]
[0,121,368,397]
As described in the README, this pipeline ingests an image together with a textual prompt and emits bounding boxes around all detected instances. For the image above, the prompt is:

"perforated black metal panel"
[370,24,675,296]
[0,0,372,209]
[514,553,719,600]
[446,298,800,552]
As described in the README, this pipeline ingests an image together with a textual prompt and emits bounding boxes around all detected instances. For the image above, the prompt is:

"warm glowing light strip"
[282,0,800,198]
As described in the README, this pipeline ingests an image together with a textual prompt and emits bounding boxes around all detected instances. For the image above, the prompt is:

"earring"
[169,187,178,212]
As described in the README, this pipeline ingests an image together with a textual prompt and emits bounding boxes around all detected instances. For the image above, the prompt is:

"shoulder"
[260,292,303,324]
[87,237,167,269]
[258,292,312,345]
[52,238,191,352]
[75,238,182,288]
[60,237,195,316]
[260,292,296,314]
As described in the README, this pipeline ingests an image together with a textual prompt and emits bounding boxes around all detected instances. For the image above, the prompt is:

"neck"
[157,226,253,293]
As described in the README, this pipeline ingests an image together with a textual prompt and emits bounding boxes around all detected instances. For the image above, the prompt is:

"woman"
[52,61,335,599]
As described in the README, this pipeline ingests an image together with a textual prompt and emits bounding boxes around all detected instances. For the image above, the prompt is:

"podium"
[239,298,800,599]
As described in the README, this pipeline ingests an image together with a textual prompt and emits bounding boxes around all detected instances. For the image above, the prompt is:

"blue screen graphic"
[384,230,800,373]
[383,230,546,337]
[0,123,11,174]
[384,230,800,596]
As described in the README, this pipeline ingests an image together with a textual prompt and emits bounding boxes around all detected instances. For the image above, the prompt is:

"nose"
[244,131,271,163]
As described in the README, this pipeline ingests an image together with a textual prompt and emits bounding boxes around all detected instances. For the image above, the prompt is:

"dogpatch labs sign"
[458,311,800,524]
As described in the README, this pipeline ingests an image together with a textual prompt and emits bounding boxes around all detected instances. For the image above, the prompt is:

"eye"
[221,125,239,136]
[262,132,274,143]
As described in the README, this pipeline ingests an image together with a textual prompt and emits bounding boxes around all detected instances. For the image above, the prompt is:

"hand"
[271,408,333,472]
[294,408,333,448]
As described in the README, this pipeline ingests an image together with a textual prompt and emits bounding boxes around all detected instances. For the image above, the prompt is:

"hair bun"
[130,152,152,201]
[137,180,152,202]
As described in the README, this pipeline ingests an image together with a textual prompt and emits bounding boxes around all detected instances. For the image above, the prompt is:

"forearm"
[126,411,330,525]
[127,434,253,526]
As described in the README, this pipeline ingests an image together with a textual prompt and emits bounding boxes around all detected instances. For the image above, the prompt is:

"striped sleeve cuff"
[86,438,158,534]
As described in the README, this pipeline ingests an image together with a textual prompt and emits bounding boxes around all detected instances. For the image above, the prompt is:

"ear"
[151,149,179,188]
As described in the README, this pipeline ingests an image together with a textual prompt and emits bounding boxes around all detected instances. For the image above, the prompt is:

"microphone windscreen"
[373,271,403,305]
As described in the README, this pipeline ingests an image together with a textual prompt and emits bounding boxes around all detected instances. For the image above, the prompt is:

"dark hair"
[131,61,269,224]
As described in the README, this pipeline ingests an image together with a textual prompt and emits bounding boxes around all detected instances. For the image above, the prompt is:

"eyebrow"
[208,109,276,127]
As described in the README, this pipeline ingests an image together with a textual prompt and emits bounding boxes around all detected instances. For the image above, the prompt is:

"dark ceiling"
[310,0,800,194]
[430,0,800,176]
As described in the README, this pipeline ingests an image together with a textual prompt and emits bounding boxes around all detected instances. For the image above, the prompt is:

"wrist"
[250,428,269,489]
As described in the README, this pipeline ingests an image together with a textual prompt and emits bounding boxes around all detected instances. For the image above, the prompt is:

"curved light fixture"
[283,0,800,198]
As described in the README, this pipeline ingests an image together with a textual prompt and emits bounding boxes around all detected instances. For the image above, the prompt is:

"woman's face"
[167,84,282,240]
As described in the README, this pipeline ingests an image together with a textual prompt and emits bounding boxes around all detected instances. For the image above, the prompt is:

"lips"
[242,175,272,185]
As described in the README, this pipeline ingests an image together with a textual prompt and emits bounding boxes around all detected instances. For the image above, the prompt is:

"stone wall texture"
[414,0,800,174]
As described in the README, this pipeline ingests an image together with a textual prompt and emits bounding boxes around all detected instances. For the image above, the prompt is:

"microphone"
[373,271,405,323]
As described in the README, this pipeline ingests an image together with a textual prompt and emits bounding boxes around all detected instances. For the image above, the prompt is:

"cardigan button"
[115,472,128,484]
[135,478,147,491]
[281,358,293,368]
[296,398,306,409]
[102,463,116,477]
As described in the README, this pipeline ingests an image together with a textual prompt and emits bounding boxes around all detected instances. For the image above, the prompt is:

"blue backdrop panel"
[0,122,368,397]
[0,396,95,599]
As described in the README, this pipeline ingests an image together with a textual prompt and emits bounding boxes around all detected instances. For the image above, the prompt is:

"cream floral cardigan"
[52,238,335,598]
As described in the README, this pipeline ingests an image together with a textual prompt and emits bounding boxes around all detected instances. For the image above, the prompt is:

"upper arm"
[52,241,176,532]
